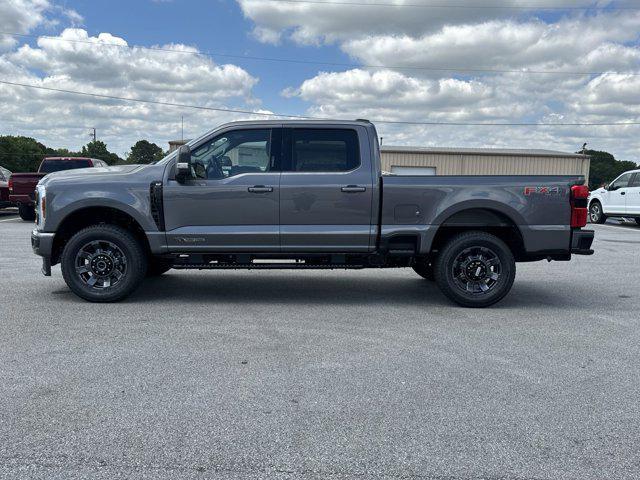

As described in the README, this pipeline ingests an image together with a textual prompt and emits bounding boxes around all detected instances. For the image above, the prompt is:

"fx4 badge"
[524,186,562,196]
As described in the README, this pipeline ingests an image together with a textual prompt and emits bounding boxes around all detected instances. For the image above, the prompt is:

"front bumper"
[571,229,594,255]
[31,229,55,276]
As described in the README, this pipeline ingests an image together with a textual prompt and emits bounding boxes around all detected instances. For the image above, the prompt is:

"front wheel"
[434,232,516,308]
[589,201,607,224]
[61,225,147,302]
[18,204,35,221]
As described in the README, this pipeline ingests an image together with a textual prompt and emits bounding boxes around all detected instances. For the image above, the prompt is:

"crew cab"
[31,120,594,307]
[9,157,107,221]
[588,169,640,225]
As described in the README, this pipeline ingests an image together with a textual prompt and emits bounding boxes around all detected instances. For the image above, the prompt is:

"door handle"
[341,185,367,193]
[248,185,273,193]
[621,191,626,195]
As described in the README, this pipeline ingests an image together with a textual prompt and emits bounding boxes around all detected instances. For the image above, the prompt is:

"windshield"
[40,159,92,173]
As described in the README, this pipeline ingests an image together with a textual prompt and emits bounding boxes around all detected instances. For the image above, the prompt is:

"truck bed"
[381,175,585,255]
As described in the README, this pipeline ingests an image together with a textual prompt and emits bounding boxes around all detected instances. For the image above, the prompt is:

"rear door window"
[40,159,92,173]
[629,173,640,188]
[289,129,360,172]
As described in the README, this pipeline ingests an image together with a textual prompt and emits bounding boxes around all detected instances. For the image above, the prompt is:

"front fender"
[43,187,157,233]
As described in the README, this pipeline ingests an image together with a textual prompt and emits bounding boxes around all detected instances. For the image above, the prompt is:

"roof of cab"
[43,157,96,161]
[214,119,375,128]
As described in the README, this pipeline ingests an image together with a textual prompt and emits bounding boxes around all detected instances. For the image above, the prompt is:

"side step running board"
[171,263,366,270]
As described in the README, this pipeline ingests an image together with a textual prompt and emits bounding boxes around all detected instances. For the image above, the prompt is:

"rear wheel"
[589,201,606,224]
[18,204,35,221]
[434,231,515,308]
[61,224,147,302]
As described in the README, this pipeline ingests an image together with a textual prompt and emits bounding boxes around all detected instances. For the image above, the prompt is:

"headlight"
[36,185,46,227]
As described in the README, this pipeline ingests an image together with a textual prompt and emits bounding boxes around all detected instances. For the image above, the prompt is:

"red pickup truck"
[9,157,107,220]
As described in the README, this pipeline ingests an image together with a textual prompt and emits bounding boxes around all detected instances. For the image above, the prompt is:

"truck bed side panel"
[381,175,584,255]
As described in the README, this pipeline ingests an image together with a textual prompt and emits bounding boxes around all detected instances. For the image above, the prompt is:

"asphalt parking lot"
[1,212,640,479]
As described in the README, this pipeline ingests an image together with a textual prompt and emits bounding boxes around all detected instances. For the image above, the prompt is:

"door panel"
[604,172,633,214]
[625,173,640,215]
[163,128,281,252]
[279,127,374,252]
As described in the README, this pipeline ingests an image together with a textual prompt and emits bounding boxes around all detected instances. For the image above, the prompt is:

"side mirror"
[175,145,191,183]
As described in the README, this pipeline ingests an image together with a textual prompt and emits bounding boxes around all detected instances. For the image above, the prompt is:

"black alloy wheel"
[61,224,147,302]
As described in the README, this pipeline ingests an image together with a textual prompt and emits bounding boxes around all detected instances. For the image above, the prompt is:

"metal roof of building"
[381,146,588,158]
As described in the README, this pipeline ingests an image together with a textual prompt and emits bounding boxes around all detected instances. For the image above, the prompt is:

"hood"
[39,165,144,186]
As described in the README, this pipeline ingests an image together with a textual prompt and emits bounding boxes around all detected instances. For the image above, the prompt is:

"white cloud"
[236,0,621,46]
[0,28,264,156]
[259,2,640,160]
[342,14,640,76]
[0,0,51,49]
[283,65,640,159]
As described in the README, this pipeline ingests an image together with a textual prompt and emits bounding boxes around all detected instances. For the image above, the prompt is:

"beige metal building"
[381,146,590,181]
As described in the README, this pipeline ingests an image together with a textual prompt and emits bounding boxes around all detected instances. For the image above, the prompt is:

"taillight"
[8,177,13,193]
[570,184,589,228]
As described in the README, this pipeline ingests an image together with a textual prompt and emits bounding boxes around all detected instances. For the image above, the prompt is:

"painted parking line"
[0,217,20,222]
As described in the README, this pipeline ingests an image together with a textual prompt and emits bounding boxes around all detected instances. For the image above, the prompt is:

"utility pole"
[89,128,96,143]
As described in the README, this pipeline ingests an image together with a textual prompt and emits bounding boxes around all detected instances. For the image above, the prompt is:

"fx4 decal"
[524,186,562,196]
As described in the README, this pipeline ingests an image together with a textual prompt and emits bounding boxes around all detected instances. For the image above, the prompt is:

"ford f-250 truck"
[31,120,594,307]
[9,157,108,221]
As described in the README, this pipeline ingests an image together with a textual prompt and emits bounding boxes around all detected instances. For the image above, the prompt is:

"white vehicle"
[588,169,640,225]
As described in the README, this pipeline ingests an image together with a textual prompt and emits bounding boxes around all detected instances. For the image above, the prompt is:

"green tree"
[585,150,638,190]
[0,136,49,172]
[81,140,123,166]
[126,140,165,164]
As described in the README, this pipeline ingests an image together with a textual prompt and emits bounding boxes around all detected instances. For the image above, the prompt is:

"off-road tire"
[18,204,36,221]
[434,231,516,308]
[61,224,147,302]
[589,201,607,224]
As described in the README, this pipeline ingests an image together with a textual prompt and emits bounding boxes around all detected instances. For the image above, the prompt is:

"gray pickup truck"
[31,120,594,307]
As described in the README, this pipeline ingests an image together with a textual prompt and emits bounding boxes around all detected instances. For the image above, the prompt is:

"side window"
[291,129,360,172]
[629,173,640,188]
[190,129,272,180]
[610,173,633,190]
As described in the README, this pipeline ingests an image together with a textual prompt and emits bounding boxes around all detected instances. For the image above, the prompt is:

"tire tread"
[433,231,515,308]
[61,224,147,302]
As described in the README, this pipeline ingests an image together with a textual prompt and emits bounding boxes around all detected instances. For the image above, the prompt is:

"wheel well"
[51,207,150,265]
[589,198,601,209]
[431,209,526,261]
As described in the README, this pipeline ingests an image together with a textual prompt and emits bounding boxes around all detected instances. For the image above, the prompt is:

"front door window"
[190,129,272,180]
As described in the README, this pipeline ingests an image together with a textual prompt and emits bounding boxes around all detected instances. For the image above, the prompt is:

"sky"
[0,0,640,159]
